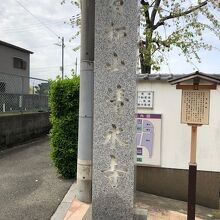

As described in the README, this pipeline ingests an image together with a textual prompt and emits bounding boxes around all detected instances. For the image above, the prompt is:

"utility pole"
[62,37,64,79]
[75,58,78,74]
[55,37,65,79]
[76,0,95,203]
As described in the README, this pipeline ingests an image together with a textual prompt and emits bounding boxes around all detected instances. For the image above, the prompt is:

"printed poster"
[136,114,162,166]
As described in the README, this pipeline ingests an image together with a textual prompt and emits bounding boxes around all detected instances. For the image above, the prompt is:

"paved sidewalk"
[0,136,73,220]
[51,181,77,220]
[136,191,220,220]
[54,189,220,220]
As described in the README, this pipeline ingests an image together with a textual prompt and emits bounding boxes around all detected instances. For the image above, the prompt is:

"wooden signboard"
[169,72,220,220]
[181,90,210,125]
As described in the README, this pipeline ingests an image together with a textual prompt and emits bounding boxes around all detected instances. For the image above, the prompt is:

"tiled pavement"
[136,191,220,220]
[147,210,202,220]
[64,199,90,220]
[52,187,220,220]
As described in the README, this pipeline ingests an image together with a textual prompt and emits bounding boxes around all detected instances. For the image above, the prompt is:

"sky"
[0,0,80,80]
[0,0,220,80]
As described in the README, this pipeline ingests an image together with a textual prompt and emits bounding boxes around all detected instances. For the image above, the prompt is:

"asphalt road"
[0,136,73,220]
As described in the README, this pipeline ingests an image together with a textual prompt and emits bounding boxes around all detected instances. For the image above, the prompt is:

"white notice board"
[181,90,210,125]
[137,91,154,108]
[136,114,162,166]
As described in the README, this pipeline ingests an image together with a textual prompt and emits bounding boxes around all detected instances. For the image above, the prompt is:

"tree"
[62,0,220,74]
[34,83,49,95]
[140,0,220,74]
[61,0,81,52]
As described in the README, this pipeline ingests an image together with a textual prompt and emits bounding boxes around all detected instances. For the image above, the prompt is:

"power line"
[15,0,59,38]
[0,19,64,30]
[31,43,74,50]
[13,0,79,79]
[0,21,65,34]
[31,63,75,70]
[0,14,80,33]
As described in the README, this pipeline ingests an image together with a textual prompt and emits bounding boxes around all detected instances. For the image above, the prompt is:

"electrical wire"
[0,21,65,34]
[14,0,59,38]
[31,63,74,70]
[0,14,80,33]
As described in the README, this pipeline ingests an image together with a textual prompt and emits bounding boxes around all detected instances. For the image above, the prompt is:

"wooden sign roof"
[168,71,220,85]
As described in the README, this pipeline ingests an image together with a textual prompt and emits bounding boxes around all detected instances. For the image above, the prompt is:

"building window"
[0,82,6,93]
[13,57,27,70]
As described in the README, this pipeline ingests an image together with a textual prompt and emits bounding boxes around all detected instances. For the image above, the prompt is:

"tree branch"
[152,39,170,48]
[141,0,151,28]
[149,0,156,8]
[151,0,161,24]
[140,0,148,6]
[153,1,208,30]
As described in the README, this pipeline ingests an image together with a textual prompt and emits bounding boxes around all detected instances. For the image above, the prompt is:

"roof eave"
[0,40,33,54]
[168,71,220,85]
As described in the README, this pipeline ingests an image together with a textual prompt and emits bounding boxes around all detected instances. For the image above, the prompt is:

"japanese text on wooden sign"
[181,90,210,125]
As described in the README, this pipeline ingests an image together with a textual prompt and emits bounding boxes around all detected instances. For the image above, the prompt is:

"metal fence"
[0,72,49,113]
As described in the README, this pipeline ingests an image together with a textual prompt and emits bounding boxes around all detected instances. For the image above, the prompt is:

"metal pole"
[187,125,197,220]
[62,37,64,79]
[76,0,95,203]
[75,58,78,74]
[20,76,24,113]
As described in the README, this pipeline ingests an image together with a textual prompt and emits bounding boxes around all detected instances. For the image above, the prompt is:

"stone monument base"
[82,206,148,220]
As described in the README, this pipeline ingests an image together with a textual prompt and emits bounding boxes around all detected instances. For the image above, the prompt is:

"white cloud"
[0,0,80,80]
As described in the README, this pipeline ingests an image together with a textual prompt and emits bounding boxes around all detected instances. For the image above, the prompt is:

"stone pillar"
[92,0,138,219]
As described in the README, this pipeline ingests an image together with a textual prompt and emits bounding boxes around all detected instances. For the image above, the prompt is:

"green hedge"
[49,75,80,178]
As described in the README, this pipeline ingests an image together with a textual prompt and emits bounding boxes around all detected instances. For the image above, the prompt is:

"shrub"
[49,75,80,178]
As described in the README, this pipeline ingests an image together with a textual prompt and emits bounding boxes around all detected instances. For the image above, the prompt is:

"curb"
[51,181,77,220]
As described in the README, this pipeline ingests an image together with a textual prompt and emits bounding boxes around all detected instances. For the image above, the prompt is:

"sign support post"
[188,125,198,220]
[190,125,197,164]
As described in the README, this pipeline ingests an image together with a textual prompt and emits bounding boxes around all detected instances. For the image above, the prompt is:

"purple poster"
[140,120,154,158]
[136,113,162,165]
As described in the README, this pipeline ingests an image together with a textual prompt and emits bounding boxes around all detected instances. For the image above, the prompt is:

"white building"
[136,72,220,209]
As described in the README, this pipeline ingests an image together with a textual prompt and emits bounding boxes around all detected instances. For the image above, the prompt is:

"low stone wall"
[136,166,220,209]
[0,112,50,150]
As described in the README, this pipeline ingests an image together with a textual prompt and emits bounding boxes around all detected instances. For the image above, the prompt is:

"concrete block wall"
[0,112,50,150]
[136,166,220,209]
